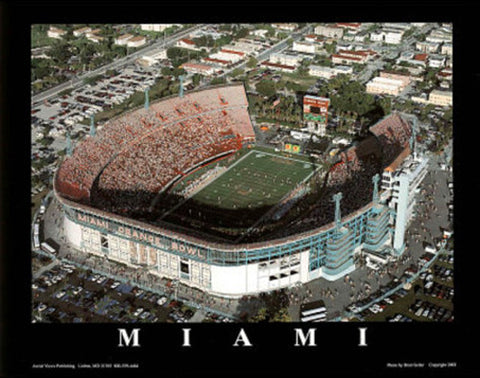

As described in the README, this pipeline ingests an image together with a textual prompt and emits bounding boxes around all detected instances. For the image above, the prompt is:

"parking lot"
[32,256,202,323]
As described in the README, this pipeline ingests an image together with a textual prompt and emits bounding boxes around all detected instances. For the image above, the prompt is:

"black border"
[2,1,479,377]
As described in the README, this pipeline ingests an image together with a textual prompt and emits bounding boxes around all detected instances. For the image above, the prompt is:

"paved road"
[216,24,313,80]
[33,259,60,280]
[31,24,205,104]
[285,156,452,321]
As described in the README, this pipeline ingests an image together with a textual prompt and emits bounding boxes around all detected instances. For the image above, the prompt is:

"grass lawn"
[31,28,55,48]
[190,149,315,210]
[165,147,318,233]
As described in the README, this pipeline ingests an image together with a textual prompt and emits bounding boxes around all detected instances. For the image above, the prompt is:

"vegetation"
[249,290,291,322]
[246,56,258,69]
[324,41,336,54]
[166,47,208,68]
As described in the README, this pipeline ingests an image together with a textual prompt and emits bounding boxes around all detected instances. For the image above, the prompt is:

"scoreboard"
[285,143,301,153]
[303,95,330,124]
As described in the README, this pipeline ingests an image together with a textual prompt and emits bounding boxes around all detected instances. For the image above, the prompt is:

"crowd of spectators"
[270,113,412,239]
[369,112,412,169]
[56,85,255,215]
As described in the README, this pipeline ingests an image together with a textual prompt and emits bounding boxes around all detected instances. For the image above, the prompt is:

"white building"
[381,152,429,252]
[370,31,384,42]
[176,38,199,50]
[315,24,344,39]
[209,50,243,64]
[366,77,406,96]
[292,41,316,54]
[47,26,66,39]
[252,29,269,38]
[384,30,404,44]
[441,43,452,56]
[180,62,216,76]
[272,23,298,32]
[140,49,167,66]
[428,55,446,68]
[87,35,104,44]
[416,41,439,53]
[270,52,302,67]
[126,36,146,48]
[309,64,352,79]
[73,26,92,37]
[114,34,133,45]
[428,90,452,107]
[140,24,176,32]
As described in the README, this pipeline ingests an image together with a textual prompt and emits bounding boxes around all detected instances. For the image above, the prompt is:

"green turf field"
[192,150,315,209]
[165,148,318,234]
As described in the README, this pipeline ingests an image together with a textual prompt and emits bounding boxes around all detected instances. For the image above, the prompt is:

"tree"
[234,27,250,39]
[325,41,337,54]
[230,68,245,77]
[48,40,71,63]
[192,73,202,86]
[246,56,258,69]
[255,79,276,98]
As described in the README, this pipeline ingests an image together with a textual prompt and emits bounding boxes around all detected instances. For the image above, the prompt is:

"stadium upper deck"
[55,79,412,245]
[56,84,255,209]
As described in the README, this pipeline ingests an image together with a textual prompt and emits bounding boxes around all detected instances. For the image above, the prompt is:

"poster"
[1,1,478,377]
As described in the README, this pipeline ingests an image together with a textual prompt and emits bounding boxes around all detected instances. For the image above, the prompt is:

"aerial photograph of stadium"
[31,22,453,323]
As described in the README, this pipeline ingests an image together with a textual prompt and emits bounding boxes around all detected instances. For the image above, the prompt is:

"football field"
[165,148,319,234]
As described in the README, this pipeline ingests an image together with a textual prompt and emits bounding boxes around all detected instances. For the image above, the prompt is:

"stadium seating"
[56,85,255,212]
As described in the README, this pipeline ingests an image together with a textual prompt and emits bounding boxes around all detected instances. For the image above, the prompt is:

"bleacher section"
[56,85,255,210]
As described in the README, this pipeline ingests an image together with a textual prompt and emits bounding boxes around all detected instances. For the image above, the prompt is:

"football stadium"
[54,83,428,297]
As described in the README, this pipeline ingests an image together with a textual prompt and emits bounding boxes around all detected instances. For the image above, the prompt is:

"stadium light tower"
[372,173,380,205]
[400,112,418,158]
[410,118,417,159]
[144,87,150,110]
[332,192,343,230]
[179,75,184,98]
[89,114,96,137]
[66,131,73,156]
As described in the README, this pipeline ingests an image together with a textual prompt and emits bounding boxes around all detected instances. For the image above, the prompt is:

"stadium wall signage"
[76,212,204,259]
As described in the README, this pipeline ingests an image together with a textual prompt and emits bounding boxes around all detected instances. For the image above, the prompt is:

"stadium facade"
[54,84,428,298]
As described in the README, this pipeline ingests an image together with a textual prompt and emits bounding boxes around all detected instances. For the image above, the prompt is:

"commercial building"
[411,89,452,107]
[140,24,176,32]
[140,49,168,66]
[428,55,446,68]
[428,90,452,107]
[176,38,199,50]
[370,25,406,45]
[416,41,440,53]
[292,41,316,54]
[114,34,134,46]
[315,24,344,39]
[308,65,352,79]
[269,52,303,67]
[441,43,452,56]
[87,35,104,44]
[379,71,412,87]
[222,41,262,56]
[426,29,452,44]
[180,62,216,76]
[260,60,296,73]
[366,77,406,96]
[73,26,92,37]
[126,36,147,48]
[47,26,66,39]
[384,29,404,44]
[271,23,298,31]
[436,68,452,81]
[331,50,371,65]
